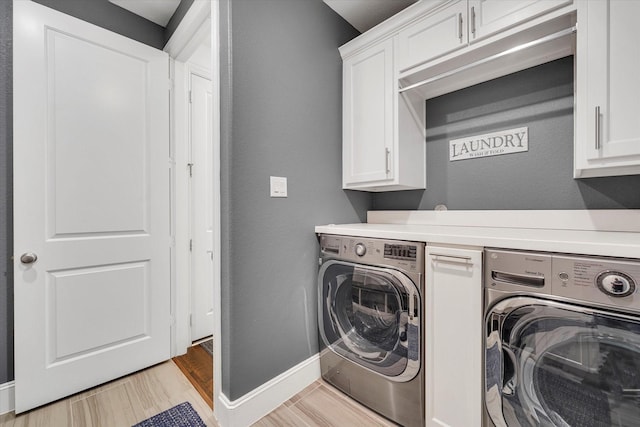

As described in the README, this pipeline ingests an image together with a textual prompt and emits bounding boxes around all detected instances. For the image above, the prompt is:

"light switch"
[270,176,287,197]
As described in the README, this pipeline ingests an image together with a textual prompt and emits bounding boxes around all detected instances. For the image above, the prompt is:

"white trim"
[167,0,215,360]
[164,0,211,62]
[210,2,224,427]
[0,381,15,416]
[215,355,321,427]
[171,57,191,358]
[367,210,640,233]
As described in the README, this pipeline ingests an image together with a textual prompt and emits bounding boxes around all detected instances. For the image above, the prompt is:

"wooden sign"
[449,127,528,161]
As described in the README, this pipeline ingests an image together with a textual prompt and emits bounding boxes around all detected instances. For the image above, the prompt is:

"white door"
[13,1,170,412]
[189,72,214,341]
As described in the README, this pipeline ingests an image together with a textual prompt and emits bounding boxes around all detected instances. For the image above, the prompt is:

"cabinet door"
[426,247,482,427]
[343,38,394,187]
[575,0,640,177]
[468,0,573,41]
[397,0,467,72]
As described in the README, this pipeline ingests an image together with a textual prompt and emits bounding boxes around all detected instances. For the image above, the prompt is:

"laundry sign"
[449,127,528,161]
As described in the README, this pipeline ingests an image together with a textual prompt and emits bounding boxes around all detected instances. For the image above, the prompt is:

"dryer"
[318,234,425,427]
[484,248,640,427]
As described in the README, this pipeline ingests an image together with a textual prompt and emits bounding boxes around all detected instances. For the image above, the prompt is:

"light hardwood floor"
[0,361,217,427]
[251,380,399,427]
[0,362,398,427]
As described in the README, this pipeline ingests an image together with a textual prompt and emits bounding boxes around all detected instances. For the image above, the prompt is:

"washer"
[318,234,424,427]
[483,248,640,427]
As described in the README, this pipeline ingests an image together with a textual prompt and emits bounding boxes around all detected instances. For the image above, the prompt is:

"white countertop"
[315,217,640,259]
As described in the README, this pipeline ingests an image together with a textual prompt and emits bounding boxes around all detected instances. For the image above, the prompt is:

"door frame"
[164,0,222,421]
[187,66,213,342]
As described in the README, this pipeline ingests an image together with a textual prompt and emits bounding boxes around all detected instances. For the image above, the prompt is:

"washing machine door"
[485,297,640,427]
[318,260,420,382]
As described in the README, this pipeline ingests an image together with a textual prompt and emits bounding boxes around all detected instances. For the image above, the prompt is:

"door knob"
[20,252,38,264]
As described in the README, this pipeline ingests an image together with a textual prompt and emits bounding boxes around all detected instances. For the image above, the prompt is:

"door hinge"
[189,239,193,252]
[187,163,193,177]
[188,90,192,103]
[189,314,193,326]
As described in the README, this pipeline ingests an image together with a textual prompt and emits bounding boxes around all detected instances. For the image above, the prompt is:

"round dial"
[354,243,367,257]
[596,271,636,297]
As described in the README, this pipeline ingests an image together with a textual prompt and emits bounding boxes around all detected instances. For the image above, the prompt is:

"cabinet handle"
[385,148,391,173]
[595,105,601,150]
[431,253,472,263]
[471,6,476,36]
[458,13,463,41]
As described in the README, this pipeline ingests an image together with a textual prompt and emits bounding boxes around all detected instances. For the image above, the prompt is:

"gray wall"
[218,0,367,400]
[374,56,640,210]
[0,0,192,385]
[0,0,13,385]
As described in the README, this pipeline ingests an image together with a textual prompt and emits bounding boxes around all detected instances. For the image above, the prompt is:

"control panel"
[486,248,640,312]
[384,243,417,261]
[553,255,640,309]
[319,234,425,273]
[596,271,635,297]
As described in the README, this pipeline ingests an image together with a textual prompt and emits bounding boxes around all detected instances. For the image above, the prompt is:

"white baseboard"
[0,381,15,415]
[1,354,320,422]
[215,354,320,427]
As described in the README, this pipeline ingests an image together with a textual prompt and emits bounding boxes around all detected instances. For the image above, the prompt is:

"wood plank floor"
[0,361,218,427]
[0,359,399,427]
[252,380,398,427]
[172,343,214,409]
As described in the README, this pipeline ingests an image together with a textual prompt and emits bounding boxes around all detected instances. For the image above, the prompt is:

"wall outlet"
[270,176,287,197]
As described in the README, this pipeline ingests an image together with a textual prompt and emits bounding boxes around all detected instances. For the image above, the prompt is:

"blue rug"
[133,402,206,427]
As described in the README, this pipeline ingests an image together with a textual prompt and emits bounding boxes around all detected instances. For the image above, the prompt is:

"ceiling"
[108,0,181,27]
[323,0,418,33]
[109,0,418,33]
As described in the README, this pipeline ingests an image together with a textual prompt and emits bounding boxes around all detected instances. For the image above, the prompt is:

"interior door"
[13,1,170,412]
[189,72,214,341]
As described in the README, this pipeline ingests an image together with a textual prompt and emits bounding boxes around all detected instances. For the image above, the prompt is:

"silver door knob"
[20,252,38,264]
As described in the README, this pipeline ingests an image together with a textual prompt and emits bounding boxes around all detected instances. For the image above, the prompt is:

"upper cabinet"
[575,0,640,178]
[397,0,573,75]
[469,0,573,42]
[397,1,467,73]
[342,38,426,191]
[341,0,578,191]
[343,39,395,187]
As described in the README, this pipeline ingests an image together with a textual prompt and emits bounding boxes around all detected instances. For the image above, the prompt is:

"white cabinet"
[469,0,573,42]
[343,39,394,186]
[397,1,467,73]
[575,0,640,177]
[425,246,482,427]
[397,0,572,73]
[342,38,425,191]
[341,0,576,190]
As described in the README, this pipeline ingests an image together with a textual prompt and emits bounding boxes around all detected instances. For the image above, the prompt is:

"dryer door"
[318,260,420,382]
[485,297,640,427]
